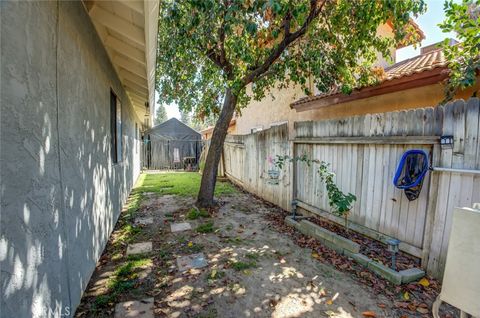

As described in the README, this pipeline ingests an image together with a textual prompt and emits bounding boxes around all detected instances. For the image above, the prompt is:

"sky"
[155,95,181,120]
[156,0,458,120]
[396,0,458,62]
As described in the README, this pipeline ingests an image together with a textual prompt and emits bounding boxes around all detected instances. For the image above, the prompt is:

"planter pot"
[268,169,280,179]
[267,169,280,185]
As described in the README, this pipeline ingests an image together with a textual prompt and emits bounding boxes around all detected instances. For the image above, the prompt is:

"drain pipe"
[291,199,298,220]
[431,167,480,175]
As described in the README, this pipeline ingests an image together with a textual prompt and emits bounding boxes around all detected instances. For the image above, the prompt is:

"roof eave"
[144,0,159,125]
[291,67,449,112]
[83,0,159,127]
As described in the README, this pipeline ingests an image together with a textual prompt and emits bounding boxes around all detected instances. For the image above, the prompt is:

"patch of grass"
[230,260,257,271]
[177,235,188,244]
[158,249,172,260]
[113,258,151,280]
[196,222,215,233]
[206,269,225,281]
[106,257,151,292]
[197,307,218,318]
[245,252,260,261]
[110,280,135,293]
[134,172,236,197]
[111,252,123,261]
[225,236,247,245]
[116,224,141,244]
[111,180,147,249]
[95,257,151,309]
[186,242,204,253]
[94,294,115,308]
[123,187,144,220]
[127,253,151,261]
[186,207,210,220]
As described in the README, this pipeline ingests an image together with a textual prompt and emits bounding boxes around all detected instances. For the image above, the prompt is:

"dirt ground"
[76,175,447,318]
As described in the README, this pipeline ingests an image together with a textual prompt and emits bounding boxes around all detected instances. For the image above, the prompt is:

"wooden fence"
[223,98,480,279]
[224,124,292,210]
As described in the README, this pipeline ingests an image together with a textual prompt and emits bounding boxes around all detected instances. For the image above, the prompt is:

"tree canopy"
[154,103,168,125]
[440,0,480,100]
[156,0,426,120]
[156,0,427,207]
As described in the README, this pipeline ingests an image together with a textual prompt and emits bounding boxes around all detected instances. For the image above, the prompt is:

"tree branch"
[212,0,233,76]
[203,46,224,70]
[242,0,326,85]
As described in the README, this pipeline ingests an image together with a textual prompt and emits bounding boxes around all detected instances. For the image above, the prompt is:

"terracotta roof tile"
[291,49,447,107]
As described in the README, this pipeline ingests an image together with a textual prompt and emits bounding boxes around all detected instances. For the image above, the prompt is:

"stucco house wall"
[1,2,142,317]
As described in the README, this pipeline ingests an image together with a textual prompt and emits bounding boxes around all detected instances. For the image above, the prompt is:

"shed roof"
[145,118,201,140]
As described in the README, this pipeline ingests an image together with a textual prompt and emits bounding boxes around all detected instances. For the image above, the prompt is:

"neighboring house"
[143,118,202,170]
[234,29,479,137]
[0,1,158,317]
[290,42,479,122]
[200,119,237,140]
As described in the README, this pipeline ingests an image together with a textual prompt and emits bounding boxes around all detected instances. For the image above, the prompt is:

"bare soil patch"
[76,178,456,318]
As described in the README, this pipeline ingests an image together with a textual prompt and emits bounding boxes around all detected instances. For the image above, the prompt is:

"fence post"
[291,140,297,207]
[422,143,441,268]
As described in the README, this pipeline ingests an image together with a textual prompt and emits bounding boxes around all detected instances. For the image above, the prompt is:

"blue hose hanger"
[393,149,429,201]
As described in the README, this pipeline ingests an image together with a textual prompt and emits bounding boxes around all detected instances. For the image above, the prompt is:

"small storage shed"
[143,118,202,170]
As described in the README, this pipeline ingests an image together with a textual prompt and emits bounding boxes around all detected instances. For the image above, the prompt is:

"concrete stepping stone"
[170,222,192,233]
[126,242,152,255]
[135,217,153,225]
[115,297,154,318]
[176,253,208,272]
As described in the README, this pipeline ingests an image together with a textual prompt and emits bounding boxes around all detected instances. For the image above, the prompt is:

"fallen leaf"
[377,304,386,309]
[210,269,217,279]
[311,252,320,259]
[403,291,410,300]
[395,301,408,308]
[326,299,333,305]
[418,277,430,287]
[319,288,327,297]
[362,311,376,317]
[416,307,429,314]
[187,241,193,247]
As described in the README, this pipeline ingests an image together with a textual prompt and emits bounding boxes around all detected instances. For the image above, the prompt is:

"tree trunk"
[197,88,237,207]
